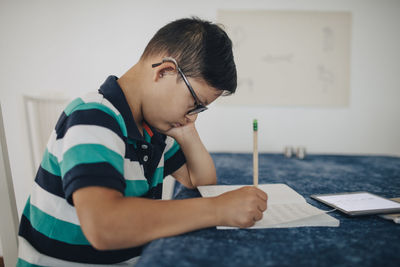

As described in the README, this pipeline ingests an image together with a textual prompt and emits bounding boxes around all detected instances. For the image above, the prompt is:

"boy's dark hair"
[141,17,237,95]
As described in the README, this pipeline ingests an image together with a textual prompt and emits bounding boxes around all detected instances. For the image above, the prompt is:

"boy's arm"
[73,185,267,250]
[166,119,216,188]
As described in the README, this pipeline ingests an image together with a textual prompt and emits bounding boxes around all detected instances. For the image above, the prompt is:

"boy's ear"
[153,62,177,82]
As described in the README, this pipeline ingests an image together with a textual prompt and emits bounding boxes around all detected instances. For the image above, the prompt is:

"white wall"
[1,0,399,220]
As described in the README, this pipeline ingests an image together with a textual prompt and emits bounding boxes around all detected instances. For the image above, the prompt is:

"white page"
[198,184,306,205]
[317,193,400,212]
[251,203,327,227]
[273,212,340,228]
[198,184,340,229]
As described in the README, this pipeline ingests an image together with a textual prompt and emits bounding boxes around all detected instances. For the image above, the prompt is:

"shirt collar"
[98,76,167,180]
[98,75,146,141]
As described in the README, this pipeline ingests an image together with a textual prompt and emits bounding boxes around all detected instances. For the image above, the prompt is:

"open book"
[198,184,340,229]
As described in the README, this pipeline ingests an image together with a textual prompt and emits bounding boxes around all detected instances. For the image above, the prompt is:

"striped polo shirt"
[17,76,186,266]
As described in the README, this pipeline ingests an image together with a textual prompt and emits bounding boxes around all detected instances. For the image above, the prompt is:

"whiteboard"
[217,10,352,107]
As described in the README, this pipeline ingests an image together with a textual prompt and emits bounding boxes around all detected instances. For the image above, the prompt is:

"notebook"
[198,184,340,229]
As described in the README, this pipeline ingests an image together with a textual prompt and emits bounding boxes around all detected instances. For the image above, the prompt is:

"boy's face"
[143,66,221,133]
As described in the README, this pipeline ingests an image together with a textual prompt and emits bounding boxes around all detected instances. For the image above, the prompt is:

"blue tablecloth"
[136,153,400,267]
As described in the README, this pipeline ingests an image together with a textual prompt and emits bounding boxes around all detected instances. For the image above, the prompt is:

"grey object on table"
[296,146,307,159]
[283,146,294,158]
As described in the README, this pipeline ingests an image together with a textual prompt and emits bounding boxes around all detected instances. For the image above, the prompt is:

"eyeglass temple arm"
[151,59,202,104]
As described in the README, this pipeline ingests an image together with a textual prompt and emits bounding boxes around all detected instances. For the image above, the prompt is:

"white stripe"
[30,182,80,225]
[80,94,126,137]
[157,154,165,168]
[80,92,104,106]
[62,125,125,156]
[18,236,139,267]
[50,125,125,162]
[164,136,175,153]
[46,130,57,151]
[124,159,146,181]
[79,91,122,117]
[49,132,64,161]
[123,155,164,178]
[100,97,121,117]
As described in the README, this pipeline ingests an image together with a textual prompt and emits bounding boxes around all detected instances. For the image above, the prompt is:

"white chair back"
[23,95,69,175]
[0,103,19,267]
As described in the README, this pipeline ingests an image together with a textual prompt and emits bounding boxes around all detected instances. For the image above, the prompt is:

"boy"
[18,17,268,266]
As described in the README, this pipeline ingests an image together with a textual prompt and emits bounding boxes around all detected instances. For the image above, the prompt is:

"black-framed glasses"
[151,57,208,115]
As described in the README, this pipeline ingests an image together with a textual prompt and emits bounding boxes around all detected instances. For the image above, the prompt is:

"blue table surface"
[136,153,400,267]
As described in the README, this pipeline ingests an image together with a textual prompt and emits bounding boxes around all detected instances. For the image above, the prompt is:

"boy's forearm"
[177,127,217,186]
[77,190,218,250]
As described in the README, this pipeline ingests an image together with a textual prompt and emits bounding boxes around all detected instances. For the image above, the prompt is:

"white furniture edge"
[0,103,19,267]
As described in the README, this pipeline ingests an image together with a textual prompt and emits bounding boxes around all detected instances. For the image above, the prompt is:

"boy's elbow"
[80,215,123,250]
[82,218,148,250]
[82,221,114,251]
[87,232,111,251]
[189,174,217,189]
[200,173,217,186]
[183,181,196,189]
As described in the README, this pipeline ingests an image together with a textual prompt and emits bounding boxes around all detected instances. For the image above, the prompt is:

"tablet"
[311,192,400,216]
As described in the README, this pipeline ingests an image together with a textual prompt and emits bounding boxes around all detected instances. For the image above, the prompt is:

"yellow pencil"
[253,119,258,187]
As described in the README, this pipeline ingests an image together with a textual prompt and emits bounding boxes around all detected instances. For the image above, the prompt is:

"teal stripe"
[23,197,90,245]
[164,141,180,161]
[17,258,44,267]
[64,98,127,137]
[60,144,124,177]
[151,167,164,188]
[127,138,137,149]
[124,180,149,197]
[144,130,151,143]
[40,148,61,176]
[72,103,127,137]
[63,97,84,116]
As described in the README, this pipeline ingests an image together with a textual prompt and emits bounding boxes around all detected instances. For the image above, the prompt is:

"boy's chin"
[151,121,179,134]
[171,123,182,128]
[152,124,170,134]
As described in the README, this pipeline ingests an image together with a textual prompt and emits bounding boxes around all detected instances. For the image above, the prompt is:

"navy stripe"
[54,112,67,134]
[164,149,186,176]
[55,109,124,140]
[144,182,163,199]
[98,77,141,141]
[19,215,142,264]
[125,142,140,161]
[34,166,65,199]
[63,163,126,205]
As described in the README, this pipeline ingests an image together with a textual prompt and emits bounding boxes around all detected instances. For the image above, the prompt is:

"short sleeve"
[163,136,186,177]
[55,102,127,204]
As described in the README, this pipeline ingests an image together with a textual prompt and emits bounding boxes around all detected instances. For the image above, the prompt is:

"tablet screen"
[312,192,400,215]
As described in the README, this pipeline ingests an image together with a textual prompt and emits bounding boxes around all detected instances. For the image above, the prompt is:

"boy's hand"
[212,186,268,228]
[163,114,198,142]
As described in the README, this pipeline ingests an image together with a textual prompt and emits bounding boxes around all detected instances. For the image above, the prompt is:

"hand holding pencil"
[210,118,268,228]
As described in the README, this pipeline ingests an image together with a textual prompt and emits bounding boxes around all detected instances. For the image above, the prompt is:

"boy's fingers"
[255,189,268,201]
[257,200,267,212]
[254,211,263,221]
